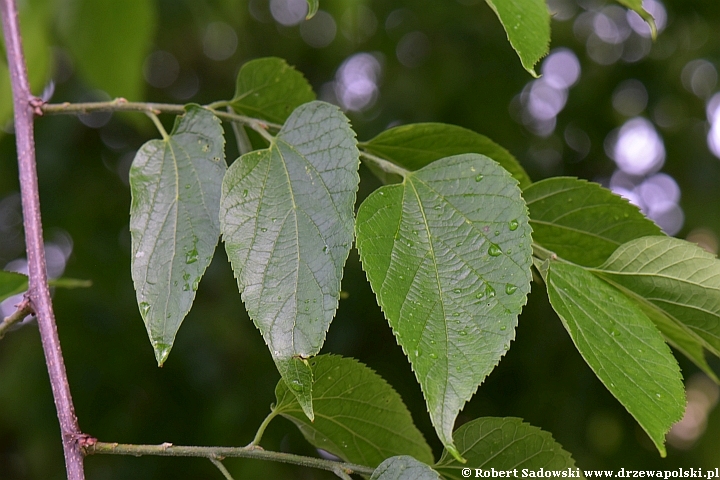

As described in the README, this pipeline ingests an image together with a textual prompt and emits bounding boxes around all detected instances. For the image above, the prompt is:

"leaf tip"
[445,444,466,463]
[525,67,540,78]
[153,342,173,367]
[305,0,319,19]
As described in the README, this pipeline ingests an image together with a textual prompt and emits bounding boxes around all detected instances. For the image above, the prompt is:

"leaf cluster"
[110,52,720,476]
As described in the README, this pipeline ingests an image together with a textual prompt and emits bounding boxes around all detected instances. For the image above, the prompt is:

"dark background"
[2,0,720,478]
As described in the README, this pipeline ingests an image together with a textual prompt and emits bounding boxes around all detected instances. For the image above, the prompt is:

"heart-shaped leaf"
[221,101,359,419]
[130,106,226,365]
[356,154,532,460]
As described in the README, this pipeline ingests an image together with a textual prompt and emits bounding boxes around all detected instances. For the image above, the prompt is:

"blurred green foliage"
[2,0,720,478]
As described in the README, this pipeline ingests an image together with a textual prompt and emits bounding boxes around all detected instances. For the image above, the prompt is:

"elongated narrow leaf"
[598,236,720,358]
[221,101,359,419]
[230,57,316,124]
[484,0,550,76]
[524,177,661,267]
[57,0,155,100]
[547,262,684,456]
[435,418,578,479]
[356,154,532,460]
[0,271,28,303]
[305,0,319,19]
[372,456,441,480]
[616,0,656,38]
[130,106,226,366]
[360,123,531,189]
[274,355,434,468]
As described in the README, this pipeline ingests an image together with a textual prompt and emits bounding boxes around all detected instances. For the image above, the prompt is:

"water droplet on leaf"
[505,284,517,295]
[488,244,502,256]
[475,174,484,182]
[509,219,519,231]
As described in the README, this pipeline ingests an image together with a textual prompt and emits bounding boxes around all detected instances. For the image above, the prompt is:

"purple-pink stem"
[0,1,85,478]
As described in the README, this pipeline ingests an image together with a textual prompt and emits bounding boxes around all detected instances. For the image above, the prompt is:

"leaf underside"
[221,101,359,419]
[524,177,662,267]
[484,0,550,76]
[547,261,685,456]
[435,418,579,479]
[372,456,442,480]
[130,106,226,365]
[356,153,532,460]
[274,355,434,469]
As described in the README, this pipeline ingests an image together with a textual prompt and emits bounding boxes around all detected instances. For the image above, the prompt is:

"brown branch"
[0,1,85,479]
[84,442,376,477]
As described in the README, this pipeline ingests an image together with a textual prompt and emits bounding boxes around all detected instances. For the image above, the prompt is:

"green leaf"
[524,177,662,267]
[305,0,319,19]
[372,456,441,480]
[360,123,531,189]
[616,0,656,38]
[130,106,226,366]
[546,261,685,457]
[221,101,359,420]
[0,271,28,303]
[484,0,550,76]
[597,236,720,360]
[274,355,434,468]
[355,154,532,460]
[0,272,92,303]
[636,300,719,383]
[435,418,579,479]
[57,0,156,100]
[230,57,316,125]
